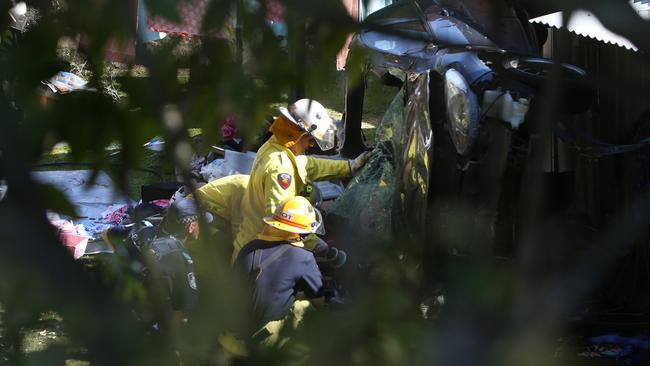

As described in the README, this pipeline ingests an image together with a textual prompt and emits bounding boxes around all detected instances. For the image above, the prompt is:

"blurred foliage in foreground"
[1,0,650,365]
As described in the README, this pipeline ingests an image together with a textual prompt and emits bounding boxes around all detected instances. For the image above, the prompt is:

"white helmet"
[279,99,336,151]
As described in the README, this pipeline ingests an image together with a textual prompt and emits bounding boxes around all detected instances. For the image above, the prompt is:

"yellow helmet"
[263,196,324,235]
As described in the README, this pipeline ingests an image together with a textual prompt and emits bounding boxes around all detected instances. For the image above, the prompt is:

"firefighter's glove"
[348,151,371,176]
[316,247,347,270]
[302,234,328,254]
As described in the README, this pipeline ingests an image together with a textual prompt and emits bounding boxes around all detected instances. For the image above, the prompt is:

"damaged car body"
[338,0,594,263]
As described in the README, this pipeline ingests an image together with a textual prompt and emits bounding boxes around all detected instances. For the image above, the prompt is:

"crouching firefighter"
[233,196,332,348]
[101,198,211,336]
[192,174,249,254]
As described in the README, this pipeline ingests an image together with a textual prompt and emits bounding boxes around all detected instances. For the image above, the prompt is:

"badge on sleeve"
[277,173,292,190]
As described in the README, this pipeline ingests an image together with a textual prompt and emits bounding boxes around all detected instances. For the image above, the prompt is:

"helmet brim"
[278,107,299,126]
[313,209,325,235]
[262,207,325,235]
[263,216,312,235]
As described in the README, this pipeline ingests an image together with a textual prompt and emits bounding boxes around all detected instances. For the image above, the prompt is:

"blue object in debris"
[144,137,165,151]
[589,334,650,365]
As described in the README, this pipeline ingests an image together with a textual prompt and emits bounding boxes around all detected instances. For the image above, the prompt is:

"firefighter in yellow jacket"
[193,174,249,236]
[233,99,370,258]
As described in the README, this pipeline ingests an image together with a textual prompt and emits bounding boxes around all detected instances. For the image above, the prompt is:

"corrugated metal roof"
[530,1,650,51]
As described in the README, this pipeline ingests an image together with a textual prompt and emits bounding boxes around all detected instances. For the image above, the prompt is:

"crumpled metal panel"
[328,72,432,244]
[398,72,433,241]
[426,17,496,48]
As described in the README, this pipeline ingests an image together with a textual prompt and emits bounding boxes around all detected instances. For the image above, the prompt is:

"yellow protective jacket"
[234,136,350,251]
[193,174,249,233]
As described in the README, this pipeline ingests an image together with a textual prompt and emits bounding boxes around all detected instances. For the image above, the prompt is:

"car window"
[359,2,432,55]
[359,29,429,55]
[427,17,496,47]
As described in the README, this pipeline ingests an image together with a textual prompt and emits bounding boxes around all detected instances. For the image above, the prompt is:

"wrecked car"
[332,0,594,267]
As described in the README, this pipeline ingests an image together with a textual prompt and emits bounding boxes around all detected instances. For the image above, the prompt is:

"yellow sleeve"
[305,156,351,181]
[194,183,230,220]
[263,167,297,217]
[194,175,250,221]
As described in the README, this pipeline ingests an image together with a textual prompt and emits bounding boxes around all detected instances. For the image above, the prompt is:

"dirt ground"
[5,314,635,365]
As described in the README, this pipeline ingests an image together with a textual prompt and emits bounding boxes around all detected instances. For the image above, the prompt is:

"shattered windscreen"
[328,88,404,244]
[328,72,432,246]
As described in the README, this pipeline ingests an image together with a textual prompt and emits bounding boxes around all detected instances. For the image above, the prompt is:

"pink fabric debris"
[102,204,132,225]
[266,0,285,22]
[52,220,91,259]
[151,199,171,208]
[221,114,238,140]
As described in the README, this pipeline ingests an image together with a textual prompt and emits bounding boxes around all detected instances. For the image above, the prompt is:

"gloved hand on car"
[303,236,348,270]
[348,151,372,175]
[316,247,347,270]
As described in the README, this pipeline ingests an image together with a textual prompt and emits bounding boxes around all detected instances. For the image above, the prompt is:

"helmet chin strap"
[288,132,312,155]
[288,236,306,247]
